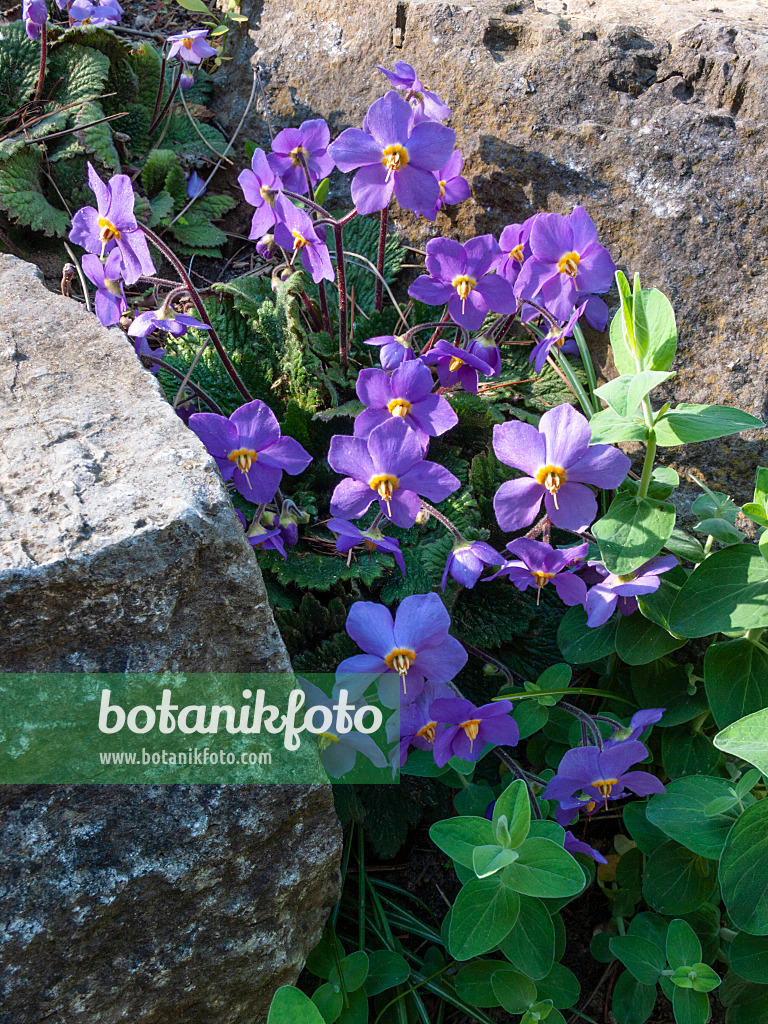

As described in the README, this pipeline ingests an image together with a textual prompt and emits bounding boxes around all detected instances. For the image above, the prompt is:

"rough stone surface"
[216,0,768,509]
[0,256,341,1023]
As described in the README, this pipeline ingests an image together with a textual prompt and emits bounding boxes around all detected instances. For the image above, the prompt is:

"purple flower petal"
[494,477,544,532]
[540,403,592,469]
[544,481,597,532]
[493,420,547,476]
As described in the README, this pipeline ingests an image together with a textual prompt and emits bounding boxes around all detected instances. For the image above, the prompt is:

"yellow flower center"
[369,473,399,516]
[416,721,437,744]
[585,800,596,813]
[438,180,446,197]
[381,144,409,178]
[448,356,465,372]
[182,37,194,49]
[289,144,310,167]
[292,231,309,250]
[227,448,258,487]
[460,718,482,751]
[592,777,618,808]
[385,647,416,693]
[557,251,580,278]
[98,217,121,243]
[531,571,555,605]
[451,275,476,314]
[317,732,339,751]
[509,244,525,263]
[260,184,277,207]
[535,465,568,509]
[387,398,412,418]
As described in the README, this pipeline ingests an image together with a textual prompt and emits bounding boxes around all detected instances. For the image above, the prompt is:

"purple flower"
[329,417,459,528]
[605,709,665,748]
[272,195,333,284]
[375,62,451,123]
[81,250,126,327]
[582,293,610,332]
[544,741,665,818]
[409,235,517,331]
[23,0,47,39]
[167,29,217,64]
[300,677,388,779]
[564,831,607,865]
[422,339,494,394]
[261,509,298,550]
[529,302,587,374]
[134,335,165,375]
[188,399,312,502]
[69,0,122,26]
[585,555,678,628]
[442,540,504,591]
[328,90,455,217]
[490,538,588,607]
[425,149,470,221]
[70,163,156,286]
[365,333,416,371]
[515,207,616,321]
[392,680,456,766]
[327,518,406,574]
[354,359,457,441]
[468,336,501,376]
[238,148,283,240]
[235,509,287,559]
[493,403,631,533]
[175,399,196,425]
[334,593,468,705]
[128,306,210,339]
[496,216,537,284]
[267,119,334,195]
[431,697,519,767]
[256,233,278,260]
[186,170,207,199]
[180,70,195,90]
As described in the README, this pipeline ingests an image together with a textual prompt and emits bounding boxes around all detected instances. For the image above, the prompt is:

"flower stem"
[333,222,349,370]
[148,64,181,136]
[560,701,604,750]
[140,225,253,403]
[34,23,47,103]
[636,430,657,500]
[572,320,598,404]
[318,281,331,334]
[150,54,167,127]
[746,628,765,643]
[493,749,543,818]
[554,349,594,417]
[375,206,388,312]
[419,501,463,540]
[140,356,224,415]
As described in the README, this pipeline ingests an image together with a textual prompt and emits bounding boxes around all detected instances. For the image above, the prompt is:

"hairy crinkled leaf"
[0,149,70,237]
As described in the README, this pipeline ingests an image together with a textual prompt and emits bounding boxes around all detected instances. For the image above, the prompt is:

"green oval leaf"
[730,932,768,983]
[668,545,768,637]
[666,919,702,970]
[502,838,586,899]
[449,876,521,961]
[499,895,555,980]
[592,493,676,576]
[714,707,768,775]
[609,935,665,985]
[491,968,538,1014]
[268,986,326,1024]
[611,970,657,1024]
[654,404,763,446]
[719,798,768,935]
[363,950,410,996]
[642,842,718,915]
[704,638,768,729]
[429,816,495,869]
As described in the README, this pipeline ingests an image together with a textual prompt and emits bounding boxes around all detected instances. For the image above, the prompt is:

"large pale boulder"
[0,256,341,1023]
[215,0,768,505]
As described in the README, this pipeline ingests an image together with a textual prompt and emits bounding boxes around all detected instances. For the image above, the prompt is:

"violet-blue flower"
[188,399,312,502]
[425,149,470,221]
[409,235,517,331]
[235,510,286,559]
[329,417,459,528]
[490,538,588,607]
[328,90,455,217]
[365,333,416,371]
[375,61,451,123]
[544,740,665,816]
[167,29,217,64]
[133,335,165,375]
[69,0,122,26]
[468,336,501,376]
[354,359,458,441]
[422,339,495,394]
[442,539,504,591]
[515,207,616,321]
[272,195,333,284]
[431,696,519,767]
[267,119,335,195]
[392,680,456,767]
[605,708,665,748]
[327,518,406,574]
[128,306,211,339]
[334,593,468,705]
[186,170,207,199]
[238,148,283,240]
[70,163,156,285]
[81,250,126,327]
[23,0,47,40]
[300,677,388,779]
[529,302,587,374]
[585,555,678,628]
[496,216,537,284]
[564,831,607,865]
[493,403,631,533]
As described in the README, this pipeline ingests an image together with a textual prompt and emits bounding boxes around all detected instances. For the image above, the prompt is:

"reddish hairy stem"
[140,225,253,403]
[34,24,47,103]
[375,206,387,312]
[148,64,181,136]
[333,222,348,370]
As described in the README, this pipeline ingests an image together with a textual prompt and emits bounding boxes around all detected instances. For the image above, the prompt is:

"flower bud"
[415,507,430,526]
[180,71,195,90]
